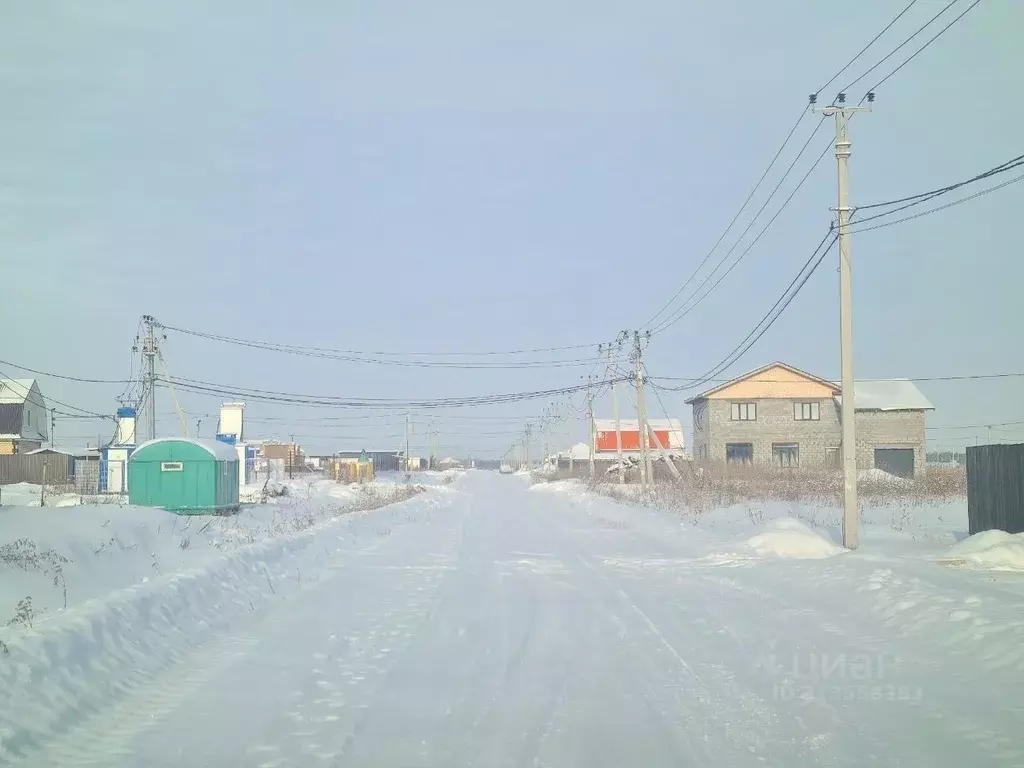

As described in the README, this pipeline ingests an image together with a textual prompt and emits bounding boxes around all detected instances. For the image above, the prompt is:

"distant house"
[686,362,933,477]
[0,378,49,455]
[592,418,685,456]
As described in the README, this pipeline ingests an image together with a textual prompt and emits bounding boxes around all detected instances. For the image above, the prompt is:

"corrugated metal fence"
[966,443,1024,534]
[0,454,75,486]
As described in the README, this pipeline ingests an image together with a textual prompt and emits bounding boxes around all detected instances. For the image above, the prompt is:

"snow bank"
[0,482,91,508]
[858,467,913,487]
[0,487,440,762]
[745,519,845,560]
[528,480,583,494]
[942,530,1024,571]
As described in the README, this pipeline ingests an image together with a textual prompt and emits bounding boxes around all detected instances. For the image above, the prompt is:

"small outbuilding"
[128,438,240,514]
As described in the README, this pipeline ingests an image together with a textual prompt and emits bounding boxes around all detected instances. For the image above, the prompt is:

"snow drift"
[745,518,845,560]
[943,529,1024,571]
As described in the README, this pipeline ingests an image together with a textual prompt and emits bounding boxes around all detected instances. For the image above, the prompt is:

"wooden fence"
[966,443,1024,535]
[0,454,75,486]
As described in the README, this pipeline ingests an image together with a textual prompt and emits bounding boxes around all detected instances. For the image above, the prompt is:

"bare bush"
[0,539,70,573]
[7,597,36,629]
[589,463,966,517]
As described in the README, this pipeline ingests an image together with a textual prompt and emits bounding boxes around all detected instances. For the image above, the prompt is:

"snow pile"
[745,518,845,560]
[943,529,1024,571]
[0,482,91,508]
[858,467,913,487]
[0,486,444,761]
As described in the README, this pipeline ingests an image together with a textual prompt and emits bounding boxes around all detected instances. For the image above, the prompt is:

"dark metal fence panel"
[966,444,1024,535]
[0,454,75,486]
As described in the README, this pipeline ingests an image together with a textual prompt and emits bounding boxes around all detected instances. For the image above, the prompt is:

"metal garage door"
[874,448,914,478]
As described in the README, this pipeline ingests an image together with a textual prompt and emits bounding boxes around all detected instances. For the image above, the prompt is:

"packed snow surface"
[2,471,1023,766]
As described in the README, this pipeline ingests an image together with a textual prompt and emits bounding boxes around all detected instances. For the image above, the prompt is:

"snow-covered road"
[14,473,1024,766]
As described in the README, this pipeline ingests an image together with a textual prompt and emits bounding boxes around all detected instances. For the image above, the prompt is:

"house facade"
[0,378,49,455]
[686,363,932,477]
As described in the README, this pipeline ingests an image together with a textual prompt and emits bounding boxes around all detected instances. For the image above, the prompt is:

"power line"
[652,229,838,393]
[159,374,631,411]
[851,171,1024,234]
[649,140,833,336]
[161,324,601,363]
[863,0,982,96]
[815,0,921,95]
[0,358,133,384]
[838,0,961,95]
[927,420,1024,431]
[856,152,1024,212]
[639,108,810,330]
[653,371,1024,384]
[0,365,116,422]
[642,3,928,334]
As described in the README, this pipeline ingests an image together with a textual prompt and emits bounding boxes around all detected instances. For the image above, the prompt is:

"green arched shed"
[128,438,239,514]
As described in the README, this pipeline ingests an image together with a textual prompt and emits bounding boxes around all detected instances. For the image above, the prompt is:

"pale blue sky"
[1,1,1020,456]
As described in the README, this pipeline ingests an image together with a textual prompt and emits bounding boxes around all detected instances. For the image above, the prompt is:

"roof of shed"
[834,380,934,411]
[132,437,240,461]
[593,418,684,432]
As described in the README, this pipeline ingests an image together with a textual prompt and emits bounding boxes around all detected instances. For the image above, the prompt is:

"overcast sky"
[1,0,1020,457]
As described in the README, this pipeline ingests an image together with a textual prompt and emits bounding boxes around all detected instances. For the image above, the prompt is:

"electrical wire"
[851,172,1024,233]
[838,0,961,95]
[639,108,810,331]
[856,152,1024,212]
[0,358,133,384]
[652,229,838,393]
[159,374,631,411]
[653,371,1024,384]
[161,324,602,363]
[815,0,921,96]
[0,366,116,421]
[863,0,982,96]
[649,137,834,335]
[641,1,940,335]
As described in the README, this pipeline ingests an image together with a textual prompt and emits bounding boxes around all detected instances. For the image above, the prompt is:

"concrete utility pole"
[632,331,652,486]
[524,423,532,470]
[586,379,595,480]
[608,341,625,485]
[142,315,158,442]
[405,412,411,473]
[812,92,872,550]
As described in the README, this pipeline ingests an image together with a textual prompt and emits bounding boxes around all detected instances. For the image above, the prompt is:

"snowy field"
[1,470,1023,766]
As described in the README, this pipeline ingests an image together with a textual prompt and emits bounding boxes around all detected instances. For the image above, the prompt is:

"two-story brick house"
[686,362,933,477]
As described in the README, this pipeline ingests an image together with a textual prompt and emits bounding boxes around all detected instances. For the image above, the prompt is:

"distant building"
[592,418,685,456]
[0,378,48,455]
[261,442,303,472]
[686,362,933,477]
[334,450,401,473]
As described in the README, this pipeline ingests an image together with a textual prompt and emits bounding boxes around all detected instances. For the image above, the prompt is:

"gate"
[966,443,1024,534]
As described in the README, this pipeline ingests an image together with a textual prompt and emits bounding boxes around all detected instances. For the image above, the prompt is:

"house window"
[730,402,757,421]
[773,443,799,468]
[794,402,820,421]
[24,411,30,427]
[726,443,753,464]
[825,447,841,469]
